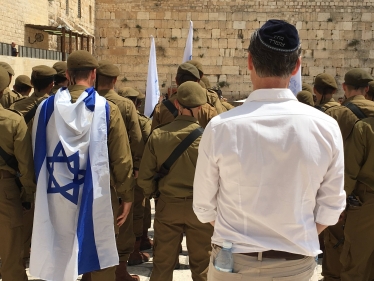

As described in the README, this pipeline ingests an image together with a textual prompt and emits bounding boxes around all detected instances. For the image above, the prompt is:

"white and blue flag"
[145,35,160,117]
[289,66,302,96]
[182,20,193,62]
[30,87,118,281]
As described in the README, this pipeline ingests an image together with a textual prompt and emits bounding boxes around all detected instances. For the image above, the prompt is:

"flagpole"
[145,36,160,117]
[182,21,193,63]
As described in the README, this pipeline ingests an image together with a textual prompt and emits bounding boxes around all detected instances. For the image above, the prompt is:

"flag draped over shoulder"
[182,20,193,63]
[289,66,302,96]
[145,35,160,117]
[30,87,118,281]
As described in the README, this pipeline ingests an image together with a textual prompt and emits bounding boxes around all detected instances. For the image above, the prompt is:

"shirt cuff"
[193,206,217,224]
[314,203,346,226]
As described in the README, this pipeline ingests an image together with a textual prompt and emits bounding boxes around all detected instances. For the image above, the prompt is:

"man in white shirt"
[193,19,346,281]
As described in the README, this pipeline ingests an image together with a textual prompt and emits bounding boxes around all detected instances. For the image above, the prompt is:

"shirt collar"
[245,88,297,104]
[175,115,199,124]
[344,95,366,104]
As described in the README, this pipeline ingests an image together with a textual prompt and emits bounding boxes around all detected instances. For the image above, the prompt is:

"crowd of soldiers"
[0,46,373,281]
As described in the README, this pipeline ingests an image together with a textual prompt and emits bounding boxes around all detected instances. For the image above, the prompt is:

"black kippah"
[257,19,300,52]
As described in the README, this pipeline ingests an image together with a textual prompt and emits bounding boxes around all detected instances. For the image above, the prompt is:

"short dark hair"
[14,84,32,93]
[248,31,301,78]
[31,76,54,92]
[176,73,199,85]
[96,74,115,89]
[314,85,336,96]
[54,75,68,85]
[346,84,366,93]
[67,69,93,84]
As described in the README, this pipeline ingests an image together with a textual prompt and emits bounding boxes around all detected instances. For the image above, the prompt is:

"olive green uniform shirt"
[221,101,235,111]
[50,85,61,95]
[137,111,151,145]
[0,105,36,202]
[207,89,226,114]
[70,85,134,202]
[344,117,374,195]
[138,115,201,198]
[151,93,217,130]
[98,89,143,170]
[318,98,340,112]
[0,87,23,108]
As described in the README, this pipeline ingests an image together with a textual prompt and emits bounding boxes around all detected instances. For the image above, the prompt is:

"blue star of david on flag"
[47,141,86,205]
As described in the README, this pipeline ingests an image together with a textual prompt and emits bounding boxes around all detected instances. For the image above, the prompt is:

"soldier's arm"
[108,103,134,202]
[137,135,158,198]
[14,117,36,202]
[151,103,161,130]
[344,122,365,196]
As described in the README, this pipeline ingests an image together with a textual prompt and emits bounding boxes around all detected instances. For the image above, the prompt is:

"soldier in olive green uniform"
[138,81,214,281]
[96,61,145,280]
[322,69,374,281]
[342,117,374,280]
[50,61,69,95]
[13,75,33,97]
[0,62,22,108]
[313,73,340,111]
[0,66,36,281]
[151,63,217,130]
[302,82,316,104]
[118,87,153,252]
[65,51,134,281]
[296,90,314,106]
[186,60,226,114]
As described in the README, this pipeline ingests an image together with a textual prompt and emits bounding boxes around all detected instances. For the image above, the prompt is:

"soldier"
[0,62,22,108]
[151,63,217,130]
[95,61,146,280]
[302,82,316,103]
[0,65,36,281]
[296,90,314,106]
[118,87,153,252]
[51,61,69,95]
[10,65,56,131]
[186,60,226,114]
[322,69,374,281]
[313,73,340,111]
[342,117,374,281]
[13,75,33,97]
[365,80,374,101]
[138,81,214,281]
[65,50,134,281]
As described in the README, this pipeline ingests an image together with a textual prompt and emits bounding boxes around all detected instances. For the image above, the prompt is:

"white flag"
[145,36,160,117]
[289,66,302,96]
[182,20,193,62]
[30,87,118,281]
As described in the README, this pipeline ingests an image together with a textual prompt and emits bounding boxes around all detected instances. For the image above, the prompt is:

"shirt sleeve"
[314,125,346,226]
[108,103,134,202]
[125,102,143,170]
[137,135,157,198]
[151,104,161,130]
[193,122,219,223]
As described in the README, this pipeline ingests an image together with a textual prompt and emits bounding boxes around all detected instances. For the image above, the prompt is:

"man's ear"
[174,99,180,110]
[291,57,301,76]
[247,52,254,71]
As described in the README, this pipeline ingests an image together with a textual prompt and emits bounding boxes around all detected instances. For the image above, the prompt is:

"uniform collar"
[245,88,297,104]
[175,115,199,124]
[67,85,90,100]
[97,89,117,97]
[319,97,336,105]
[344,95,366,104]
[32,91,50,98]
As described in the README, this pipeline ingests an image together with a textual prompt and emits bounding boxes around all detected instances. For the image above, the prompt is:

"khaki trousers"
[0,178,27,281]
[321,221,345,281]
[208,246,317,281]
[133,185,145,237]
[23,205,34,259]
[150,196,213,281]
[340,185,374,281]
[116,199,135,262]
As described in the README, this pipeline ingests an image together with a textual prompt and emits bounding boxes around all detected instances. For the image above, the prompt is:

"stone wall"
[95,0,374,100]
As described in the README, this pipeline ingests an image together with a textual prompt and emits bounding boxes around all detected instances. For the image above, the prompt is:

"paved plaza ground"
[2,201,324,281]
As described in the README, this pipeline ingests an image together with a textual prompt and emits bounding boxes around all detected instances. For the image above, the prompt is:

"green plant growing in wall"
[121,77,128,82]
[193,36,200,42]
[170,36,178,41]
[199,53,204,58]
[327,18,333,22]
[347,39,360,47]
[218,81,230,88]
[136,24,142,32]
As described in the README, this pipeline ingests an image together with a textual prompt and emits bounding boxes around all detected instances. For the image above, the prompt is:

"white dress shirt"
[193,88,346,256]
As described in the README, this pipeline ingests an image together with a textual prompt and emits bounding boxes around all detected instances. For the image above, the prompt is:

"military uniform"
[296,90,314,106]
[221,100,234,111]
[341,117,374,280]
[0,66,36,281]
[51,61,68,95]
[0,62,21,108]
[138,82,213,281]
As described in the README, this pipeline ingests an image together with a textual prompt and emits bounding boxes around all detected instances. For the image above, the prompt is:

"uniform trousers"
[143,198,151,231]
[208,246,317,281]
[340,184,374,281]
[133,185,145,237]
[23,205,34,259]
[321,221,345,281]
[151,196,213,281]
[0,178,27,281]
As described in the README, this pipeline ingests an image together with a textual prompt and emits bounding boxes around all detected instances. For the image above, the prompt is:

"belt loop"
[258,252,263,261]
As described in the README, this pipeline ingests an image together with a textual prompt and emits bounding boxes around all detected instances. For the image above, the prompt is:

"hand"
[210,221,215,227]
[116,202,132,227]
[133,170,139,179]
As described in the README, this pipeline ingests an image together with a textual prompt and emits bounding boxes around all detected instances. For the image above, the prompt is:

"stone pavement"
[4,201,324,281]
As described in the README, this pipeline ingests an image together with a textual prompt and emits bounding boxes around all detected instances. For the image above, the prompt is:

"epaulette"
[6,108,22,116]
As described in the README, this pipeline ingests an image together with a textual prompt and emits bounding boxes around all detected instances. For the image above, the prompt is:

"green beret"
[314,73,338,90]
[0,62,15,76]
[117,87,139,98]
[53,61,67,77]
[0,66,10,92]
[344,68,373,87]
[177,81,207,108]
[67,50,99,70]
[31,65,57,79]
[137,90,145,99]
[199,80,206,89]
[186,60,204,75]
[177,63,200,80]
[302,83,313,94]
[15,75,33,88]
[97,60,120,77]
[201,76,211,88]
[296,90,314,106]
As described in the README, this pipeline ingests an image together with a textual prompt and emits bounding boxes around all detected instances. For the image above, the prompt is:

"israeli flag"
[289,66,302,96]
[30,87,118,281]
[145,35,160,117]
[182,20,193,62]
